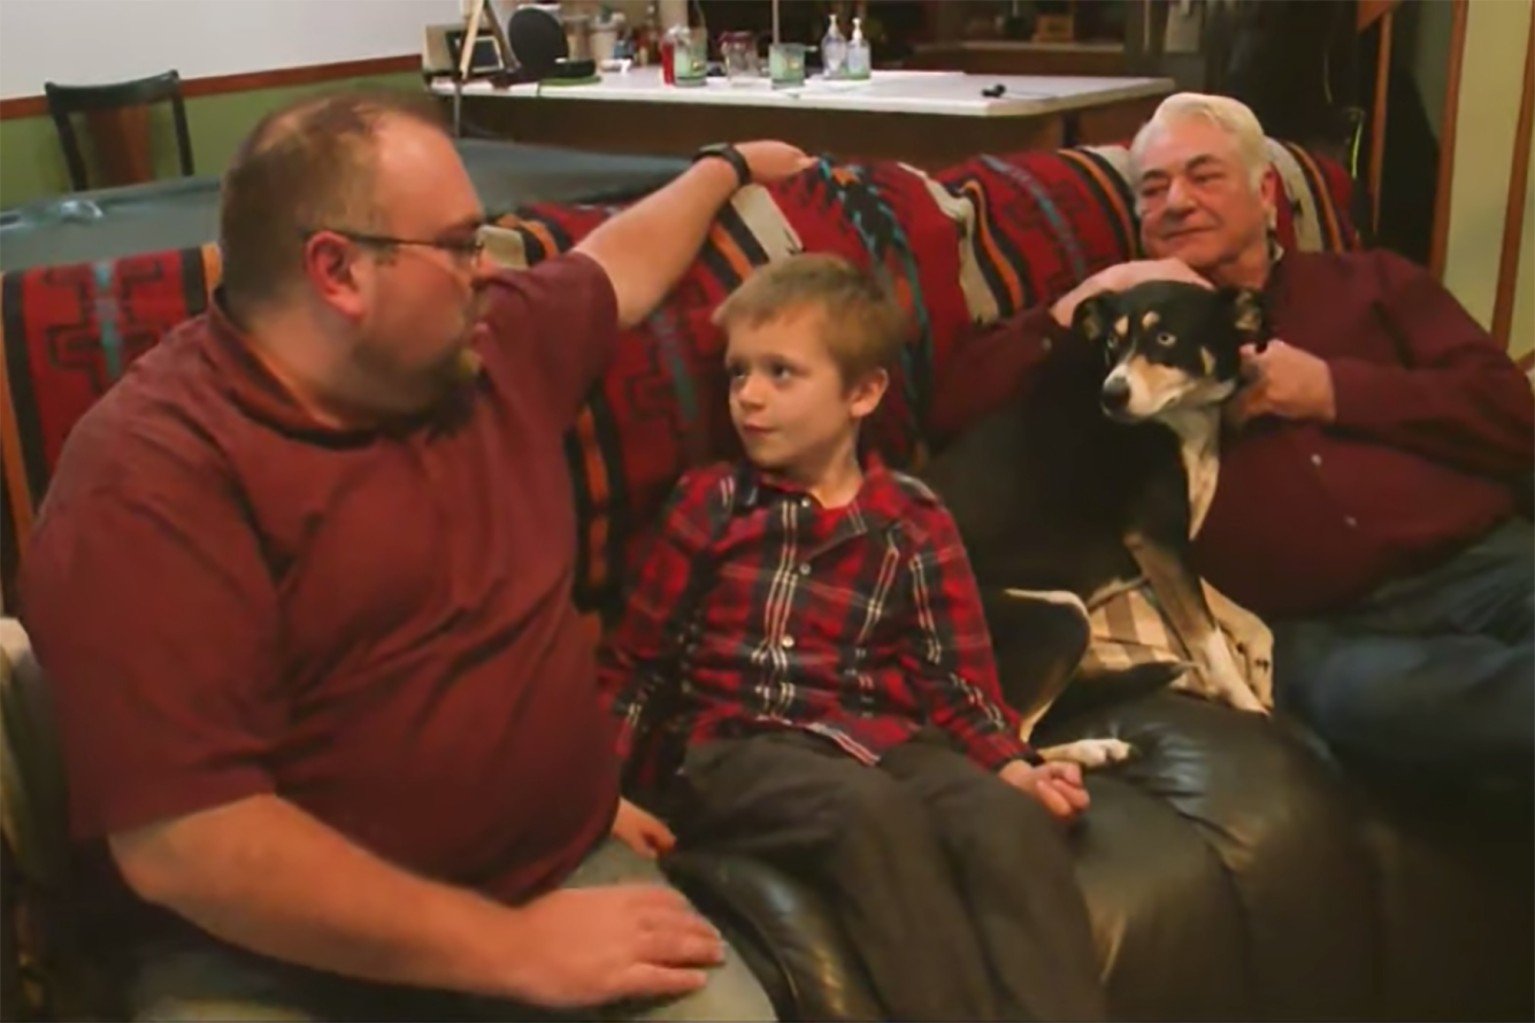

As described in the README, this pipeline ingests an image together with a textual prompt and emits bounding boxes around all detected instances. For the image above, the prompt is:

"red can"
[660,32,676,84]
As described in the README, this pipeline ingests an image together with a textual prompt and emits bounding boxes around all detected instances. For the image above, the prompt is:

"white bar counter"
[429,66,1173,168]
[431,67,1170,119]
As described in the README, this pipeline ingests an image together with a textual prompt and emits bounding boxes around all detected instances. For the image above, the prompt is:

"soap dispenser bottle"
[846,16,871,80]
[821,13,847,80]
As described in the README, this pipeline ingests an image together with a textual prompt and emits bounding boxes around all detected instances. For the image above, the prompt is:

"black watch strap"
[692,143,751,189]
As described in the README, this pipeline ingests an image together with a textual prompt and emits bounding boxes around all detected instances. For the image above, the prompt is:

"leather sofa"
[668,686,1533,1021]
[616,144,1533,1022]
[2,138,1530,1021]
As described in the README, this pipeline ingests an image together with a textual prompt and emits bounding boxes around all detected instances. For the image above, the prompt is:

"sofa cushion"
[0,144,1358,612]
[1040,692,1378,1020]
[658,689,1389,1022]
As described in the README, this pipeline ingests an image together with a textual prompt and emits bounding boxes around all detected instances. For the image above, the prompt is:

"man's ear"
[1071,291,1119,344]
[1260,166,1280,231]
[848,367,889,421]
[302,231,369,323]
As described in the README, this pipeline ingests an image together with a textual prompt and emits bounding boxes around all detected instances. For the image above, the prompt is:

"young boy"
[599,255,1105,1021]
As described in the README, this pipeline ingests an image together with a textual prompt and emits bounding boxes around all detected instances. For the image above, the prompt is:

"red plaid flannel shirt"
[598,456,1036,789]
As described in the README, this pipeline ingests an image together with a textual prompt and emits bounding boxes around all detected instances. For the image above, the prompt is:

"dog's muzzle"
[1101,375,1131,415]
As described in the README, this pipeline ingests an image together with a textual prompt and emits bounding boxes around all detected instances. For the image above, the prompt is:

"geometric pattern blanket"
[0,141,1358,614]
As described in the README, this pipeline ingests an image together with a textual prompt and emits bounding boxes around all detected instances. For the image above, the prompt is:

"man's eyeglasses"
[304,227,487,261]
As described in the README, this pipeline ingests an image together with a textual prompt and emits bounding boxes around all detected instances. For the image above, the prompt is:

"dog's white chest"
[1173,414,1221,538]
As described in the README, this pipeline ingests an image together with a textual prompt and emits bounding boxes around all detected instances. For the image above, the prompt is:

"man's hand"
[1050,258,1212,328]
[998,760,1090,822]
[611,798,677,859]
[734,140,816,185]
[500,885,725,1008]
[1228,340,1336,426]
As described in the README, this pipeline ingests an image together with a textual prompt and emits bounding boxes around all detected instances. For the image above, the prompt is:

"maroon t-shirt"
[20,253,621,906]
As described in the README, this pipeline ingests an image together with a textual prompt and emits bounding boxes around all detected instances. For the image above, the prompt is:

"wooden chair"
[44,70,194,192]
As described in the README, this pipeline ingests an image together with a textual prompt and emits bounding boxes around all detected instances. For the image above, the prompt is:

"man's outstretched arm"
[112,795,723,1009]
[576,141,813,328]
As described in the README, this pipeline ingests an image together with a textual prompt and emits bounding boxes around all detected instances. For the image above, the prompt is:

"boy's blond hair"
[712,254,908,383]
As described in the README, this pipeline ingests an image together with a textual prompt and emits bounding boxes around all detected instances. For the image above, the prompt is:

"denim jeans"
[1272,519,1533,795]
[126,837,775,1022]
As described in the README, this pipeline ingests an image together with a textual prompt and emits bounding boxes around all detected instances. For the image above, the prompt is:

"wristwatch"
[692,143,751,189]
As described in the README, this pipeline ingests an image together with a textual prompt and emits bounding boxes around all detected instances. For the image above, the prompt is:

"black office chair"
[44,70,194,192]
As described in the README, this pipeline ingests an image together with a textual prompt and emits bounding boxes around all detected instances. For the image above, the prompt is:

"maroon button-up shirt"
[599,456,1035,788]
[930,249,1533,618]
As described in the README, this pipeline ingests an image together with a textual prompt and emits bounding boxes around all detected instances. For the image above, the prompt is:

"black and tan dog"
[924,281,1273,766]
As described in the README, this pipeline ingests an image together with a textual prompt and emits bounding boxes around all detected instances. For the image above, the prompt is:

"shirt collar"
[1262,233,1292,304]
[1267,232,1287,268]
[731,451,911,523]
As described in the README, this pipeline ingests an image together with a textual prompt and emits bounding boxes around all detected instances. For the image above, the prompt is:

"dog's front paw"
[1039,738,1135,769]
[1179,650,1270,716]
[1218,673,1270,715]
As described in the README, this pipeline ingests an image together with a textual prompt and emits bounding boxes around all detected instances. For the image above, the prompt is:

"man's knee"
[133,994,327,1023]
[122,938,447,1023]
[572,837,776,1020]
[126,944,331,1023]
[626,943,777,1022]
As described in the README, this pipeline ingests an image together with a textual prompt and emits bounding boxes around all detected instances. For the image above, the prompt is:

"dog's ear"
[1071,291,1119,345]
[1222,287,1269,352]
[1205,287,1267,380]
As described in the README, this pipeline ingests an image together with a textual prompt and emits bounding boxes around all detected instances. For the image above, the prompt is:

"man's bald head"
[219,90,448,320]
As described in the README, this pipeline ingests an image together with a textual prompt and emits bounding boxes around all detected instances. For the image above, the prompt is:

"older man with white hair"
[935,92,1534,801]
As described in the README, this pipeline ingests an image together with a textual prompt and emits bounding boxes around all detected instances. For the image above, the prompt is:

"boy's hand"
[612,798,677,858]
[998,760,1090,822]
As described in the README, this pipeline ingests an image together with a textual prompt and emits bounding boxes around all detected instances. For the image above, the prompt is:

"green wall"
[0,69,423,209]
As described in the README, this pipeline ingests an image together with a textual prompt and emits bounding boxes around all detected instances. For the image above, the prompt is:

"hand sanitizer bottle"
[821,13,847,80]
[846,17,871,80]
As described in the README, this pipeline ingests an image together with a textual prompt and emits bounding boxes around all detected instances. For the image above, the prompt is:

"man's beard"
[355,299,488,414]
[353,339,476,417]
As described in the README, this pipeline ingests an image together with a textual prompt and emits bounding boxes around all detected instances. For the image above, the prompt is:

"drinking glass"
[769,42,806,89]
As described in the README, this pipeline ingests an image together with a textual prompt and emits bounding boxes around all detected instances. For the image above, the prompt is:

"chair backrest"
[44,70,194,192]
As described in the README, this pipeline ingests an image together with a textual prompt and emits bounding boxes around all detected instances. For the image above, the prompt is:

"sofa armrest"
[663,850,883,1022]
[0,616,69,890]
[1039,692,1380,1020]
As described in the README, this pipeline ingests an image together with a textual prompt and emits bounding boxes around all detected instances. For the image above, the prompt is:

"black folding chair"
[44,70,194,191]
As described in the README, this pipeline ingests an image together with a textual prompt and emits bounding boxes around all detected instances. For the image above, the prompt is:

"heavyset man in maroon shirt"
[934,93,1534,800]
[19,92,812,1020]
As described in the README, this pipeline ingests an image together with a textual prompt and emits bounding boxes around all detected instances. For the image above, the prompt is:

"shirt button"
[780,635,796,649]
[799,497,812,508]
[1344,515,1359,529]
[798,562,811,576]
[1310,453,1323,467]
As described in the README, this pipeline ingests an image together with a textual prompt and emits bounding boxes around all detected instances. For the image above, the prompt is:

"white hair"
[1129,92,1270,196]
